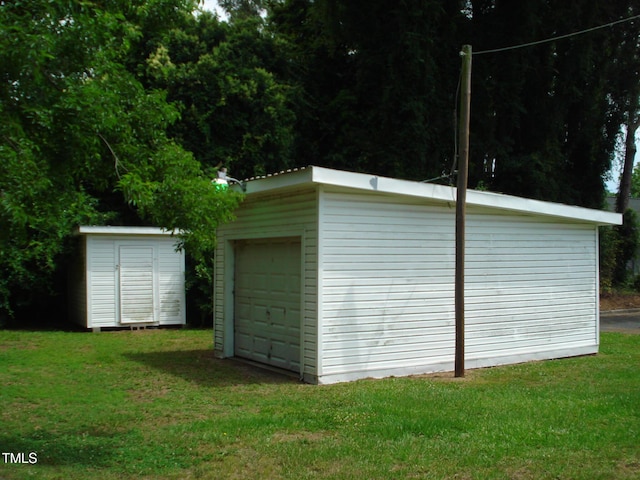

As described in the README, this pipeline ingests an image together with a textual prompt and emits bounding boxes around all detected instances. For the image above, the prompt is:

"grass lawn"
[0,328,638,480]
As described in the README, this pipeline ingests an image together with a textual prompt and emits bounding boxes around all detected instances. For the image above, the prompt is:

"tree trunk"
[617,106,640,214]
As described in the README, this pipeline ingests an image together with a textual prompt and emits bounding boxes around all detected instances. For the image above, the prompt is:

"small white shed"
[214,166,622,384]
[69,226,186,331]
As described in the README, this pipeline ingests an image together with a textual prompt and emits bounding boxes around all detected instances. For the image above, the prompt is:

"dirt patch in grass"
[617,459,640,477]
[0,341,39,351]
[410,370,480,382]
[601,292,640,311]
[269,431,331,443]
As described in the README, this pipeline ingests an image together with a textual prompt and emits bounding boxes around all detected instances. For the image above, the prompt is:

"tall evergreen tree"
[271,0,635,209]
[271,0,464,181]
[469,0,632,208]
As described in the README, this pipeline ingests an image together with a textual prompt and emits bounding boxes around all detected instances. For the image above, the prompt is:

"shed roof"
[77,226,178,236]
[236,166,621,226]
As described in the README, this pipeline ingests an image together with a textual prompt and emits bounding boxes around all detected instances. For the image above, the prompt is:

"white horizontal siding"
[213,247,225,349]
[465,215,597,361]
[86,237,117,327]
[157,242,186,325]
[214,189,318,378]
[318,190,455,377]
[83,235,185,328]
[317,189,598,381]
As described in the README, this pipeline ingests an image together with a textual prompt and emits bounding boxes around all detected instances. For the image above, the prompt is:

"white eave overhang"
[238,166,622,226]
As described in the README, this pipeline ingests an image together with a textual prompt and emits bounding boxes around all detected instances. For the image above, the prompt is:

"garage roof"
[237,166,622,226]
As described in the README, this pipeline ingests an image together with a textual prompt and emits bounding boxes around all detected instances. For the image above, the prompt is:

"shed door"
[234,238,301,372]
[119,245,156,324]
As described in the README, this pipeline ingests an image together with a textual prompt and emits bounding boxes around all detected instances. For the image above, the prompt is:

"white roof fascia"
[77,226,180,236]
[240,166,622,226]
[239,168,313,195]
[464,189,621,225]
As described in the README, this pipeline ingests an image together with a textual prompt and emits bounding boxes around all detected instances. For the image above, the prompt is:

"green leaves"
[0,134,106,314]
[150,13,297,179]
[469,0,637,207]
[0,0,241,318]
[6,0,634,320]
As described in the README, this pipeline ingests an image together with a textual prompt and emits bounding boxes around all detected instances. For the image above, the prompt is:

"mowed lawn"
[0,328,638,480]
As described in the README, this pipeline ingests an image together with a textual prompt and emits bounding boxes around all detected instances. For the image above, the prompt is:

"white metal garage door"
[234,237,301,372]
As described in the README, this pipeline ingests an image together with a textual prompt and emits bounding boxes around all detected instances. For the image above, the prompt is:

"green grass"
[0,329,638,479]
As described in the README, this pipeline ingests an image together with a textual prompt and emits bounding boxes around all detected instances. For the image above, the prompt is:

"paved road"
[600,309,640,334]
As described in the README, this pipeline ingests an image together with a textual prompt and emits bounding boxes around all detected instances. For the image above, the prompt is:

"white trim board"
[237,166,621,226]
[77,226,180,236]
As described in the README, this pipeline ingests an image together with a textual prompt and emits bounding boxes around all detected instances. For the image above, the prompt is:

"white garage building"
[213,166,621,384]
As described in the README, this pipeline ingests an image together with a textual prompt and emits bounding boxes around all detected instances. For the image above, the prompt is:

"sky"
[608,130,640,194]
[200,0,224,15]
[608,162,622,194]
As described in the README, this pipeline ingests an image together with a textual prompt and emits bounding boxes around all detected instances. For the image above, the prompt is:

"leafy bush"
[600,208,640,292]
[614,209,640,287]
[600,225,620,293]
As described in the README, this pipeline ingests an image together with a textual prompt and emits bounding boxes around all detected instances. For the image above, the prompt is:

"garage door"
[234,237,301,372]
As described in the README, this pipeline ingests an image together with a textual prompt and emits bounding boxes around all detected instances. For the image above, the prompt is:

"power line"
[474,13,640,56]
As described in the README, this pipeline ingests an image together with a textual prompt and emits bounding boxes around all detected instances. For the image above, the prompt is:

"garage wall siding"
[214,189,318,378]
[465,215,598,361]
[317,189,599,382]
[318,190,456,379]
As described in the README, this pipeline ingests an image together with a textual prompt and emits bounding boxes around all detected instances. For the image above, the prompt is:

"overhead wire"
[473,13,640,56]
[432,12,640,186]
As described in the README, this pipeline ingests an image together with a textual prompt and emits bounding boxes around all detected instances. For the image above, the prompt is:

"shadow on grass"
[124,349,299,388]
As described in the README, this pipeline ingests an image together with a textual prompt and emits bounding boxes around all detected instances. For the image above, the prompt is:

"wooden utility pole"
[455,45,472,378]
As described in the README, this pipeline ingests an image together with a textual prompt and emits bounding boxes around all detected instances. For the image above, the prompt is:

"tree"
[217,0,266,20]
[0,0,241,320]
[612,4,640,213]
[140,9,301,322]
[270,0,464,181]
[617,114,640,212]
[630,163,640,197]
[613,209,640,285]
[469,0,633,209]
[144,10,297,180]
[270,0,635,210]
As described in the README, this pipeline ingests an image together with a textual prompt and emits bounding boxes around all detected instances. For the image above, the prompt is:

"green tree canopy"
[269,0,636,208]
[3,0,638,319]
[0,0,241,318]
[469,0,634,208]
[630,163,640,198]
[270,0,464,181]
[144,11,297,180]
